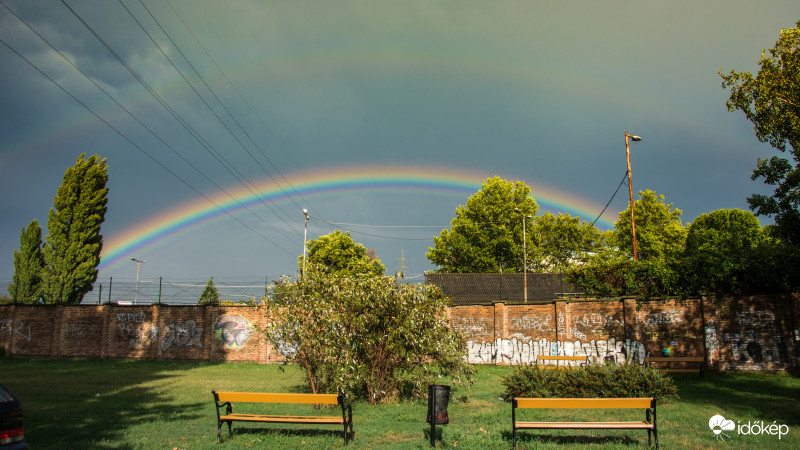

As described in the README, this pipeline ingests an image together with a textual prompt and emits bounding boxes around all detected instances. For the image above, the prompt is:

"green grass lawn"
[1,358,798,449]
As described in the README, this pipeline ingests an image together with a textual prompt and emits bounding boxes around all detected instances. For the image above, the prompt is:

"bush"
[566,259,684,299]
[501,363,679,402]
[260,263,475,404]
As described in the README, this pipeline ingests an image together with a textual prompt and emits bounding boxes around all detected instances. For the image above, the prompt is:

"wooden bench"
[535,355,588,369]
[211,391,353,444]
[512,397,658,449]
[644,356,705,379]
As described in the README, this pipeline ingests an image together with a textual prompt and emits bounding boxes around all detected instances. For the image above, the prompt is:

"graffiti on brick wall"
[0,319,31,342]
[641,310,684,326]
[214,315,254,349]
[452,316,492,336]
[115,312,155,347]
[722,331,789,365]
[509,315,553,333]
[570,313,623,336]
[466,336,648,365]
[720,308,789,368]
[160,320,203,353]
[64,322,98,340]
[705,320,719,365]
[116,312,147,323]
[117,322,157,347]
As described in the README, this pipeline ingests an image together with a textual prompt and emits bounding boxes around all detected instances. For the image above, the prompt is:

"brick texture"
[1,295,798,370]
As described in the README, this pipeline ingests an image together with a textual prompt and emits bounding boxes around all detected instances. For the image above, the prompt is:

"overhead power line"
[589,171,629,227]
[0,3,295,256]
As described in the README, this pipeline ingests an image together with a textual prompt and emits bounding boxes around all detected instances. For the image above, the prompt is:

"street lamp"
[131,258,147,305]
[514,208,534,303]
[302,209,309,277]
[625,132,643,262]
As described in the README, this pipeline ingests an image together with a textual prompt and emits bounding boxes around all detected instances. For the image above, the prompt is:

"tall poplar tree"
[8,220,46,304]
[42,154,109,304]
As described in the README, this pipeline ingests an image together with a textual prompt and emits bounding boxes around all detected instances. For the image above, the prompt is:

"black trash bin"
[427,384,450,446]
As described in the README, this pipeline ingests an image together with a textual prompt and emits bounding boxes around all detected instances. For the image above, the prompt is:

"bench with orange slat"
[511,397,658,449]
[211,391,353,444]
[645,356,705,379]
[535,355,588,369]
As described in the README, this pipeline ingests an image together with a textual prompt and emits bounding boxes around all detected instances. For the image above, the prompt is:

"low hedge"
[501,362,679,402]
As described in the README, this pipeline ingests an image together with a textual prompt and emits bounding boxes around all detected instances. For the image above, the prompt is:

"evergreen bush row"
[501,362,679,402]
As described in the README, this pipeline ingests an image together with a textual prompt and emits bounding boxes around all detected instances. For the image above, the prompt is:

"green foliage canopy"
[532,212,606,273]
[301,230,385,277]
[261,263,475,403]
[721,21,800,246]
[684,209,792,295]
[614,190,687,262]
[426,176,537,273]
[42,154,109,304]
[8,220,46,304]
[197,277,221,306]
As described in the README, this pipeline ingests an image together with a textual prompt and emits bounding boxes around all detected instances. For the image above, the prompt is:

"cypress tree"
[198,277,220,306]
[42,154,109,304]
[8,219,46,304]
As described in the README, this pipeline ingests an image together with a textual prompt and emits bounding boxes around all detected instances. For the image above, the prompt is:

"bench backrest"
[514,397,655,409]
[645,356,703,363]
[213,391,340,405]
[537,356,587,361]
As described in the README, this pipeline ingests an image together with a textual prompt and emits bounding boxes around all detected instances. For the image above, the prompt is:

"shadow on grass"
[226,425,348,443]
[670,372,800,426]
[2,358,217,448]
[506,430,648,448]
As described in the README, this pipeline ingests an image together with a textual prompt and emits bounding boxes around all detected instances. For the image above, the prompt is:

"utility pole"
[302,209,309,277]
[625,132,643,262]
[514,208,533,302]
[131,258,147,304]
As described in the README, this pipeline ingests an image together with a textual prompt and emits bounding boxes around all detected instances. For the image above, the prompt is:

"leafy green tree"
[532,212,606,273]
[614,190,687,261]
[261,263,475,403]
[721,21,800,246]
[42,154,109,304]
[427,176,537,273]
[8,220,46,304]
[197,277,221,306]
[683,209,790,295]
[301,230,385,277]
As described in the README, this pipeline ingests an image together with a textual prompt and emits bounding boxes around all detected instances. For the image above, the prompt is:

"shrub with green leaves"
[501,363,679,402]
[260,262,475,404]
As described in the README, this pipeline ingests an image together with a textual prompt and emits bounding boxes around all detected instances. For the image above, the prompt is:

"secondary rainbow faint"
[98,165,615,274]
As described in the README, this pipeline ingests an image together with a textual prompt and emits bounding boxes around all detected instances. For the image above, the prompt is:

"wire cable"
[0,31,294,257]
[589,171,629,227]
[0,0,295,254]
[165,0,324,222]
[113,0,299,237]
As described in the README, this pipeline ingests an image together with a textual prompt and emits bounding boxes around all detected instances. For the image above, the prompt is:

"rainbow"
[97,165,615,274]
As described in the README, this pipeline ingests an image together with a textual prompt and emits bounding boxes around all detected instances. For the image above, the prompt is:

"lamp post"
[625,132,643,262]
[302,209,309,277]
[514,208,533,302]
[131,258,147,304]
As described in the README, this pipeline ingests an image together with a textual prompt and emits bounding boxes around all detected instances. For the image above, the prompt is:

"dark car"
[0,384,26,449]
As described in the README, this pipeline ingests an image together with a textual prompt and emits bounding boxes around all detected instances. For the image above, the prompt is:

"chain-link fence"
[424,273,578,305]
[1,278,271,305]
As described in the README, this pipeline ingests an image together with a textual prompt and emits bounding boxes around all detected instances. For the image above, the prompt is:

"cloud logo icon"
[709,414,735,440]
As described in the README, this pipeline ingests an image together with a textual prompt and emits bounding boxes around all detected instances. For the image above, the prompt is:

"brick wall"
[1,295,798,370]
